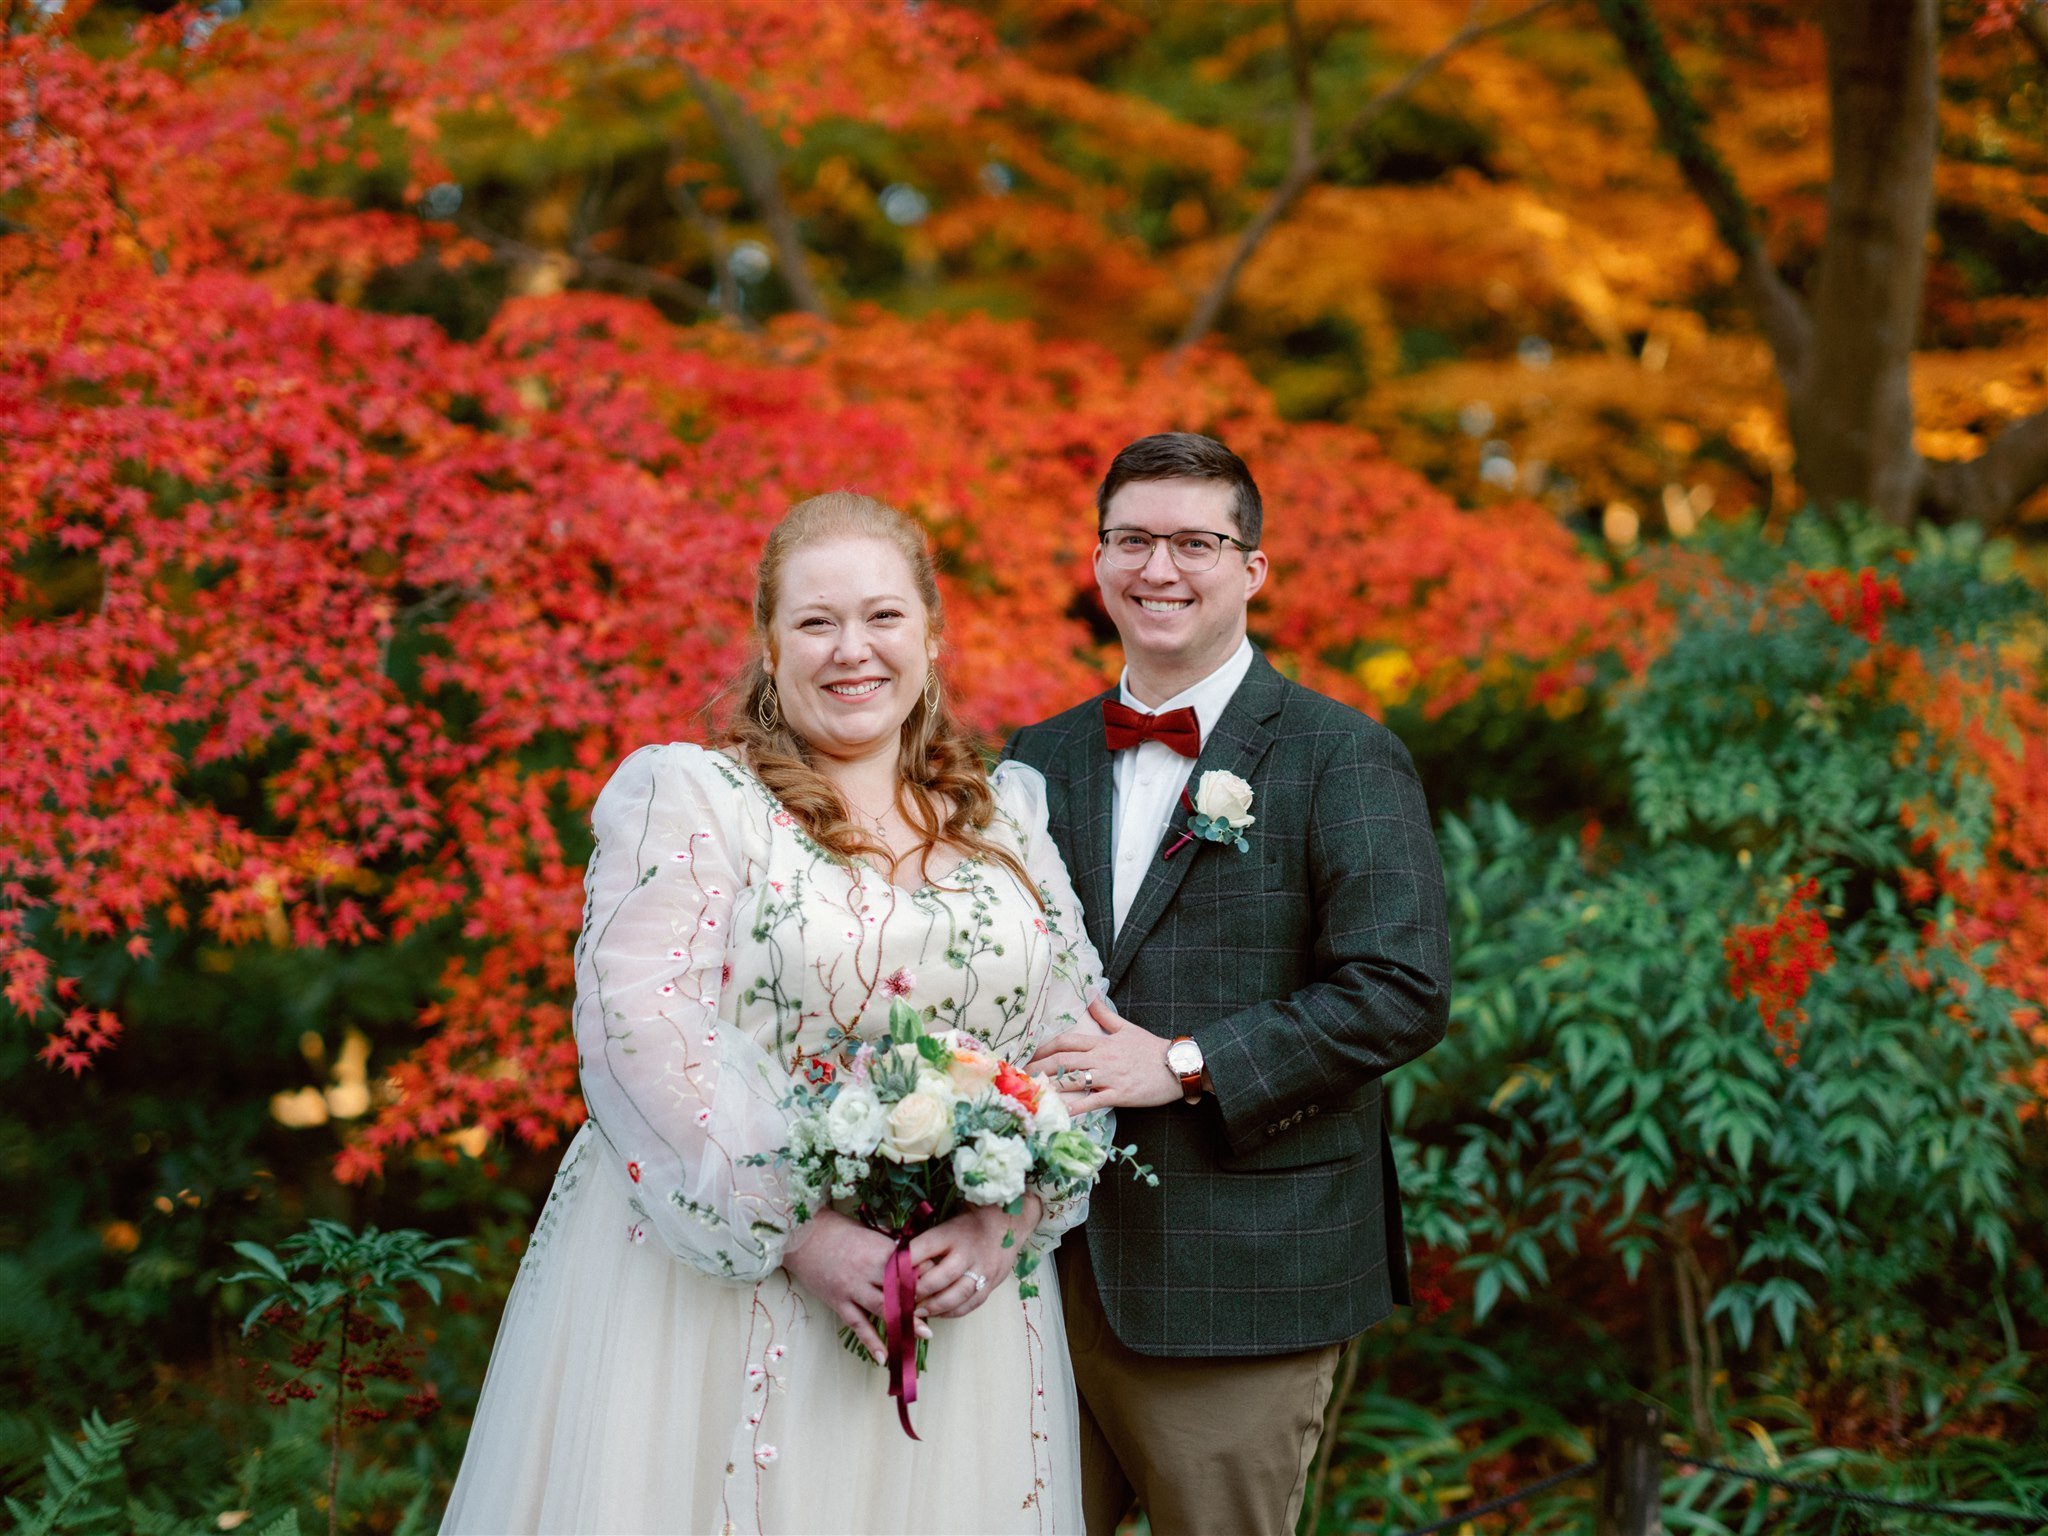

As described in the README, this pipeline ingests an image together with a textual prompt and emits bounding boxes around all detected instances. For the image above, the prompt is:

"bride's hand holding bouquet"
[758,998,1154,1435]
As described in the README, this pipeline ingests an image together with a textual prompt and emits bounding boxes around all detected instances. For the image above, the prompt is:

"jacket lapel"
[1103,653,1287,990]
[1060,694,1119,967]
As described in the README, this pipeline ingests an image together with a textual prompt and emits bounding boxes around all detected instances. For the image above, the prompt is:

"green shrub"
[1327,515,2048,1530]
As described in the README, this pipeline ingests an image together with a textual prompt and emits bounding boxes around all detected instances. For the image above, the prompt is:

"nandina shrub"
[1359,514,2048,1527]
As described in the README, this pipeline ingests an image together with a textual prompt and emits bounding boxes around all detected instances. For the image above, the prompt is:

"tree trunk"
[1600,0,2048,528]
[328,1301,350,1536]
[1786,0,1940,524]
[2019,2,2048,72]
[686,70,828,318]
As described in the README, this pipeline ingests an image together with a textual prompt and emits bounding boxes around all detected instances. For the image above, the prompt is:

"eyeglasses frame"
[1096,526,1259,571]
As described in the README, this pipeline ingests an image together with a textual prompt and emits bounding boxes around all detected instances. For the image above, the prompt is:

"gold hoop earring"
[923,669,941,714]
[755,681,780,732]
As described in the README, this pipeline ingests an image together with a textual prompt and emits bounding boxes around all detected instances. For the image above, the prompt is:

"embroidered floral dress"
[441,745,1106,1536]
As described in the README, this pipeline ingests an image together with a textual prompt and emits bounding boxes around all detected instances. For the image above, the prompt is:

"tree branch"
[685,67,828,317]
[1592,0,1811,383]
[1174,0,1571,354]
[664,169,756,331]
[455,217,711,313]
[2017,1,2048,72]
[1301,1338,1362,1534]
[1921,406,2048,530]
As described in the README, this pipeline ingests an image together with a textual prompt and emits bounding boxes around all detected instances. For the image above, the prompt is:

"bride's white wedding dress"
[441,745,1104,1535]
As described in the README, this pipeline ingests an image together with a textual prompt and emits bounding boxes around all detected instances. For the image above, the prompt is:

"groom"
[1013,433,1451,1536]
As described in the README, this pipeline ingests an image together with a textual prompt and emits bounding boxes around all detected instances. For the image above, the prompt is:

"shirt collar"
[1117,638,1256,743]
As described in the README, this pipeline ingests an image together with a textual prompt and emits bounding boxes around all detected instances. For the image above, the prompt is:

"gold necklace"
[844,794,895,833]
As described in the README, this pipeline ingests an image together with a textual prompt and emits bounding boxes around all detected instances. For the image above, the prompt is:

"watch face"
[1166,1040,1202,1076]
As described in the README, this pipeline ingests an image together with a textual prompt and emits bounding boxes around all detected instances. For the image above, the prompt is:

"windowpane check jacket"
[1004,650,1452,1357]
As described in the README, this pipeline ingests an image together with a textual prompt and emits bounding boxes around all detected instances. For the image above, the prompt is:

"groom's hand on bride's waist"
[1027,997,1189,1111]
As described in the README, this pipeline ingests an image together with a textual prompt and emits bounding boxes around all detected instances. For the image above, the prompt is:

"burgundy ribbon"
[872,1199,934,1440]
[1161,787,1199,861]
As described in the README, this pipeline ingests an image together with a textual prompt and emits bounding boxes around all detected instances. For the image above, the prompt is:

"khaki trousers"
[1059,1241,1343,1536]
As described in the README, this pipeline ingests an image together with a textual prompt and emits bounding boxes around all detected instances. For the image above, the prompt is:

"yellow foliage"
[1360,328,1790,521]
[1356,648,1418,706]
[991,57,1249,185]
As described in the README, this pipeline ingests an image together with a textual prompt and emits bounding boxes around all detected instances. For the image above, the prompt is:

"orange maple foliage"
[2,4,1636,1168]
[7,0,2043,1160]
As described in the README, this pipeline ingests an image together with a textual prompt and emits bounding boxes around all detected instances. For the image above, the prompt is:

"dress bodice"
[571,744,1104,1283]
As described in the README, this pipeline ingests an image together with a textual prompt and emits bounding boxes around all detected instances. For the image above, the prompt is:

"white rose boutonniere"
[1193,770,1256,831]
[1164,769,1256,860]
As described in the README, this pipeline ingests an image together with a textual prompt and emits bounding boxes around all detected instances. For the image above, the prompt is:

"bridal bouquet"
[760,998,1152,1435]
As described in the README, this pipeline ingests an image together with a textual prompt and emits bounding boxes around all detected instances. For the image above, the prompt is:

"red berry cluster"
[1803,567,1906,645]
[1407,1247,1457,1320]
[238,1302,441,1424]
[1724,876,1835,1065]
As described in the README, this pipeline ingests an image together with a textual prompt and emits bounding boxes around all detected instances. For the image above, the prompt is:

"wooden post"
[1596,1402,1664,1536]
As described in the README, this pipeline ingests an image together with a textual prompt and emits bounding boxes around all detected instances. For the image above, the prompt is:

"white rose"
[824,1084,887,1157]
[952,1132,1031,1207]
[880,1086,957,1163]
[1030,1089,1071,1135]
[1193,770,1256,830]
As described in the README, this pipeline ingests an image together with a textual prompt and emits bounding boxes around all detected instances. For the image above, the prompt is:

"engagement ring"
[967,1271,987,1293]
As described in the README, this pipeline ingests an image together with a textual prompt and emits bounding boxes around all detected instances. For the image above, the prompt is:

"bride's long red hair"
[716,492,1036,899]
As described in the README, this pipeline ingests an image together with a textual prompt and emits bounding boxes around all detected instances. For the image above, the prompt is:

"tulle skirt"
[441,1125,1085,1535]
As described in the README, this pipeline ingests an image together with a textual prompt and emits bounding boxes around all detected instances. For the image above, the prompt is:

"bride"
[441,492,1110,1534]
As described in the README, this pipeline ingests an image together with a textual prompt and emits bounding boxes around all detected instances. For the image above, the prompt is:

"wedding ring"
[967,1270,987,1293]
[1083,1069,1094,1087]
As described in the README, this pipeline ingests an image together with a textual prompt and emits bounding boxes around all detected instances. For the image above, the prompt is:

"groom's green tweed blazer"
[1005,651,1451,1358]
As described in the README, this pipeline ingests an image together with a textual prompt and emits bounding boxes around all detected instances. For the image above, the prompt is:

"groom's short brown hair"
[1096,432,1263,548]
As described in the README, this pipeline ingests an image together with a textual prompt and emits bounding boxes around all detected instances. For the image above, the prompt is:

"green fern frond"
[4,1413,138,1536]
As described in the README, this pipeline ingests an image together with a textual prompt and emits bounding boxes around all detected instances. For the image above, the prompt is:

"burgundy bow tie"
[1101,699,1201,758]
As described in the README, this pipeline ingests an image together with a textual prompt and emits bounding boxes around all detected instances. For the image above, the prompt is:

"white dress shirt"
[1108,638,1256,937]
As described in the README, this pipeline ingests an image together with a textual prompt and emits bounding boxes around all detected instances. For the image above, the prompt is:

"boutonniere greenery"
[1162,770,1256,860]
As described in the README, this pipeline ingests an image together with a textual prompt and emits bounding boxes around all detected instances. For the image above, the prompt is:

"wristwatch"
[1165,1036,1205,1104]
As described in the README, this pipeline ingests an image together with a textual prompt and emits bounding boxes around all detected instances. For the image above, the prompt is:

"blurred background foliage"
[4,0,2048,1530]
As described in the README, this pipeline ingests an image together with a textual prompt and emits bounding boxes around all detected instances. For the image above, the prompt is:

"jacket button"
[1307,1104,1319,1117]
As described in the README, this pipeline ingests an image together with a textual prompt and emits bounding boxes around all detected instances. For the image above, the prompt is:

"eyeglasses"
[1098,527,1256,572]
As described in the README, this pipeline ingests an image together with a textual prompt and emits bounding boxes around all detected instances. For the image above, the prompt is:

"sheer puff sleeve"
[573,743,802,1283]
[990,760,1112,1255]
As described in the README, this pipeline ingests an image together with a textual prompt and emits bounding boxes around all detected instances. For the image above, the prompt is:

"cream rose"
[880,1085,957,1163]
[1193,769,1256,830]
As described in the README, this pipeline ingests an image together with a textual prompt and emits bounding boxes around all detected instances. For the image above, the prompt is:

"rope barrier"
[1677,1453,2048,1530]
[1385,1458,1600,1536]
